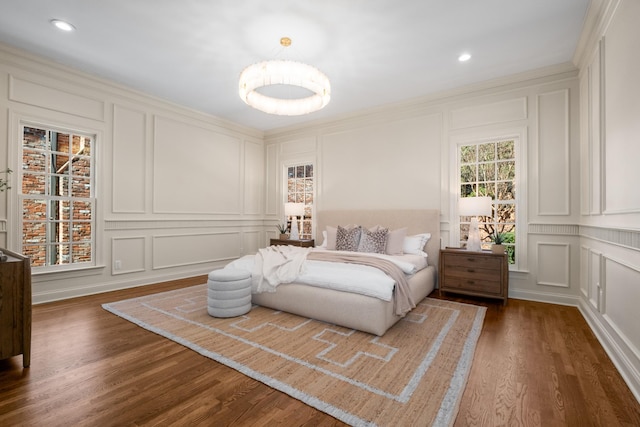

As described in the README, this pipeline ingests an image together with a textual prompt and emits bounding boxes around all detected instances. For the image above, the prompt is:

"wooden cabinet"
[0,249,32,367]
[439,248,508,305]
[269,239,315,248]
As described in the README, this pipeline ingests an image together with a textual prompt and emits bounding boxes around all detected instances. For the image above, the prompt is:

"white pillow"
[403,233,431,256]
[319,230,328,248]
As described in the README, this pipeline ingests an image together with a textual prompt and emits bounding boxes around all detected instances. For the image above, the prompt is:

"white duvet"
[225,249,428,302]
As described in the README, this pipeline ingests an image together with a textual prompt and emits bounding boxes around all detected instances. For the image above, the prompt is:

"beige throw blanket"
[307,251,416,316]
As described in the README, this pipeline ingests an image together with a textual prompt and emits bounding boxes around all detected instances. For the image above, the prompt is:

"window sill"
[32,264,106,280]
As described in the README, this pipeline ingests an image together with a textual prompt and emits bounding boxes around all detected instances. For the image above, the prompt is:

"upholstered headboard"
[316,209,441,270]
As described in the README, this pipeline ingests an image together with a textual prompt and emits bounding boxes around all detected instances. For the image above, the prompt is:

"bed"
[231,209,440,336]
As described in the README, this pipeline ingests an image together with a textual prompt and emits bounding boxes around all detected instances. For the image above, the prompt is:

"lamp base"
[290,217,300,240]
[466,217,482,252]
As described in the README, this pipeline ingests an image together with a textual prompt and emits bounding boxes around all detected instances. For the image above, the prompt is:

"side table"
[269,239,315,248]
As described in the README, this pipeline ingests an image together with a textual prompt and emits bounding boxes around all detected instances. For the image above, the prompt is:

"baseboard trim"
[578,299,640,403]
[32,269,212,304]
[509,288,580,307]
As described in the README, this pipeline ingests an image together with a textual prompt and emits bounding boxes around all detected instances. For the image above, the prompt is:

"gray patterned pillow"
[336,225,361,251]
[358,227,389,253]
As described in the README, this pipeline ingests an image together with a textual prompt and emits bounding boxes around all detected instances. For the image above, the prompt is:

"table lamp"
[284,202,305,240]
[459,196,492,251]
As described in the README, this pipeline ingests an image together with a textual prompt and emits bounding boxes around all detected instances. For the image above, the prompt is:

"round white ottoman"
[207,268,252,318]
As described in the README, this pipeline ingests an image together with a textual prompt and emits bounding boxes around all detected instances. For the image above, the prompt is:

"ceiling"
[0,0,591,132]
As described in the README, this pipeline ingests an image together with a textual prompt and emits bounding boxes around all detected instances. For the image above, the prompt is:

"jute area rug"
[103,284,486,427]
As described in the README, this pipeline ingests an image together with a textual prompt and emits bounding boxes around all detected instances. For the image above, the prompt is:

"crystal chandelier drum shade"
[238,59,331,116]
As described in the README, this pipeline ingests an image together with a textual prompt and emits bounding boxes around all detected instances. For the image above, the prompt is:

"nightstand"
[269,239,315,248]
[438,248,508,305]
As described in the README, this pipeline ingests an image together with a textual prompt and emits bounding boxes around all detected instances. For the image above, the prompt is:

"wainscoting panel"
[242,230,263,256]
[8,74,105,121]
[589,249,603,311]
[449,97,527,130]
[111,236,146,275]
[536,242,570,287]
[580,246,590,298]
[537,89,570,216]
[112,105,146,213]
[152,232,241,270]
[603,256,640,365]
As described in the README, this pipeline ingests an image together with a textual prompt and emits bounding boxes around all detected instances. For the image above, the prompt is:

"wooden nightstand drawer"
[443,253,502,270]
[439,248,509,305]
[441,276,501,295]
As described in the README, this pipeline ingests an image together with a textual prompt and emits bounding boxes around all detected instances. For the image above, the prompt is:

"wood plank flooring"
[1,276,639,426]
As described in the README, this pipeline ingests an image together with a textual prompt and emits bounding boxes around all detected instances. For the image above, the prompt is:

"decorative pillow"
[403,233,431,256]
[385,227,407,255]
[358,227,389,254]
[336,225,362,251]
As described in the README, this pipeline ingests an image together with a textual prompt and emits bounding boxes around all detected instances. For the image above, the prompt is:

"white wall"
[265,68,582,305]
[574,0,640,402]
[0,44,266,302]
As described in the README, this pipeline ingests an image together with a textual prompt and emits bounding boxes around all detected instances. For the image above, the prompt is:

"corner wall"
[574,0,640,402]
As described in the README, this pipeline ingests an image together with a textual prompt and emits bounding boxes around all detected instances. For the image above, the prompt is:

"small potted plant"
[491,231,506,254]
[276,223,289,239]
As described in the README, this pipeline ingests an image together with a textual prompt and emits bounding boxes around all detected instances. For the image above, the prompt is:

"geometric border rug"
[103,285,486,427]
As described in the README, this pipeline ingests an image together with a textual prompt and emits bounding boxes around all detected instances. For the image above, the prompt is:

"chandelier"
[238,37,331,116]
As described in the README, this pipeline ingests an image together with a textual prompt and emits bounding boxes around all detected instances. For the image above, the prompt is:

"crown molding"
[573,0,621,69]
[265,62,578,140]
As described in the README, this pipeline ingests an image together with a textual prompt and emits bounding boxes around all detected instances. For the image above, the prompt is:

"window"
[20,125,95,269]
[459,139,516,264]
[286,163,313,240]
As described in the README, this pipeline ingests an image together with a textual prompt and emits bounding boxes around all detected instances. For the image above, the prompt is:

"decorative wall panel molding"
[536,89,570,216]
[112,105,147,213]
[104,219,264,231]
[602,255,640,360]
[111,236,146,275]
[9,75,105,121]
[0,219,6,232]
[589,249,603,311]
[449,97,527,130]
[152,232,241,270]
[580,246,590,299]
[152,116,242,214]
[528,223,579,235]
[536,242,571,287]
[581,225,640,251]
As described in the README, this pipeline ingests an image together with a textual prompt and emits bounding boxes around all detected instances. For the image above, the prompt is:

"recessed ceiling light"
[458,53,471,62]
[51,19,76,32]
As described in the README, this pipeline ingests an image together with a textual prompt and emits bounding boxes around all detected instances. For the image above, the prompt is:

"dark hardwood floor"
[1,276,639,426]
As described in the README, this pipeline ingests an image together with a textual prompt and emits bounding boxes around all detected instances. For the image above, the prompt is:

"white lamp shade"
[459,196,492,217]
[284,202,305,217]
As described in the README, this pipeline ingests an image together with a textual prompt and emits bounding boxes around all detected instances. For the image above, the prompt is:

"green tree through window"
[459,140,516,263]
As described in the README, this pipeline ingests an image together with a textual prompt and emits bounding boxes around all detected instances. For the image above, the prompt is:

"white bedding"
[225,248,428,302]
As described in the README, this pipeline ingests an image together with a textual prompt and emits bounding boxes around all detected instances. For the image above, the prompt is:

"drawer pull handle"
[467,269,475,273]
[467,280,475,285]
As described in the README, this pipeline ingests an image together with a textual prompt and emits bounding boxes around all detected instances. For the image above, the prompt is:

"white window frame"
[282,158,315,240]
[15,120,98,273]
[450,127,528,272]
